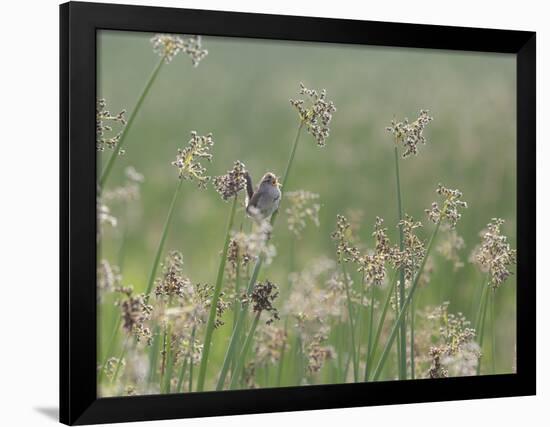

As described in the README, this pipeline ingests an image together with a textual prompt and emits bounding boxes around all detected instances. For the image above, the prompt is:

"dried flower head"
[285,190,321,237]
[437,228,465,270]
[98,200,117,234]
[255,324,288,365]
[426,184,468,228]
[102,166,145,203]
[386,109,433,158]
[194,283,230,329]
[151,34,208,66]
[473,218,517,289]
[177,335,203,367]
[425,303,478,378]
[290,82,336,147]
[230,219,276,265]
[428,347,448,378]
[306,328,334,374]
[96,98,127,154]
[355,218,390,286]
[98,259,121,294]
[154,251,191,298]
[245,280,280,325]
[283,258,342,325]
[331,214,360,263]
[102,357,126,380]
[213,160,247,201]
[394,215,426,282]
[118,292,153,337]
[172,131,214,189]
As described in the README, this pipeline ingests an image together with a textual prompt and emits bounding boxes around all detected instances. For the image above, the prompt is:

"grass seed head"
[386,109,433,158]
[290,82,336,147]
[213,160,247,201]
[172,131,214,189]
[96,98,127,154]
[285,190,321,237]
[426,183,468,228]
[151,34,208,66]
[473,218,517,289]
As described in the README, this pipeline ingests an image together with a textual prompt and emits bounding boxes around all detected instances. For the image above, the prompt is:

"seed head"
[356,217,397,286]
[245,280,280,325]
[98,259,121,294]
[285,190,321,237]
[118,292,153,337]
[194,283,230,329]
[213,160,247,201]
[437,228,465,271]
[151,34,208,66]
[386,109,433,158]
[230,219,276,265]
[290,82,336,147]
[154,251,192,298]
[331,214,360,263]
[394,215,426,283]
[306,328,334,374]
[473,218,517,289]
[426,303,477,378]
[96,98,127,154]
[102,166,145,203]
[255,324,288,365]
[426,184,468,228]
[172,131,214,189]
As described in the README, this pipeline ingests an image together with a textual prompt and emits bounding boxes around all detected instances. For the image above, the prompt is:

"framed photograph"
[60,1,536,425]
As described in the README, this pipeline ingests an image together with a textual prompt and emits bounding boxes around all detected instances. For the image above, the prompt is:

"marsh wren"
[245,172,282,220]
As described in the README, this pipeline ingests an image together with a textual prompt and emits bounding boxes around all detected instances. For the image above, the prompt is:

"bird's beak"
[274,179,281,188]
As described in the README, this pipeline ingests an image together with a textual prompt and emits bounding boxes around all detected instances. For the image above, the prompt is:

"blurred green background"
[98,31,516,374]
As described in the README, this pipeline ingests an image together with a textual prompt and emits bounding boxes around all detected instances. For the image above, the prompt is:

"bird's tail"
[244,171,255,200]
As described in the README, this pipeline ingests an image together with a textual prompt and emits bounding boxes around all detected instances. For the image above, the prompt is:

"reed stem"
[196,195,238,392]
[372,220,440,380]
[365,272,397,381]
[394,145,407,380]
[341,259,358,382]
[145,178,184,297]
[99,57,164,190]
[229,313,261,389]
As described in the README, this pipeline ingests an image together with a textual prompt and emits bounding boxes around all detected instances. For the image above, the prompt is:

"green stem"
[341,260,358,382]
[365,272,397,381]
[99,57,164,190]
[216,122,304,390]
[98,315,122,383]
[476,286,491,375]
[162,324,174,393]
[229,313,261,389]
[490,290,497,374]
[372,221,441,381]
[475,279,489,333]
[394,145,407,380]
[176,355,188,393]
[276,338,287,387]
[145,178,184,297]
[196,195,238,392]
[355,273,366,377]
[147,325,161,385]
[188,326,196,392]
[232,256,240,331]
[410,294,416,379]
[365,283,376,381]
[111,334,130,383]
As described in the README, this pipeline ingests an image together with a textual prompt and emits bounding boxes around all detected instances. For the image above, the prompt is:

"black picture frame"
[60,1,536,425]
